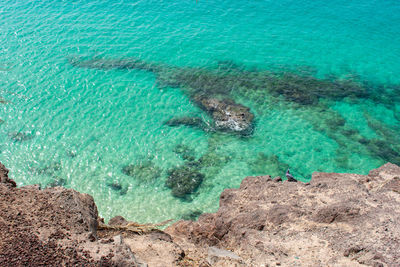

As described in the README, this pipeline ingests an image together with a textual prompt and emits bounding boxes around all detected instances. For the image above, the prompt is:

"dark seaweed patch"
[122,160,162,183]
[106,181,128,195]
[165,165,204,198]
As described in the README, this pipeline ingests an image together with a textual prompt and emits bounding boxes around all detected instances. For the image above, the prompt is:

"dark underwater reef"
[69,56,400,199]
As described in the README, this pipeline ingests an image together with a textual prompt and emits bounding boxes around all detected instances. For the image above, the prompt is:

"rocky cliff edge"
[1,162,399,266]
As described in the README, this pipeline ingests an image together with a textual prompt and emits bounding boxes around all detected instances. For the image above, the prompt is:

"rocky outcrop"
[196,97,254,135]
[0,162,140,266]
[164,98,255,135]
[167,163,400,266]
[1,161,400,266]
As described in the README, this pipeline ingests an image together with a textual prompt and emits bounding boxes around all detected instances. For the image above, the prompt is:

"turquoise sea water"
[1,0,400,222]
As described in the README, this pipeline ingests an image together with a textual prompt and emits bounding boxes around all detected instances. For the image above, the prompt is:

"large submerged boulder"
[196,97,254,135]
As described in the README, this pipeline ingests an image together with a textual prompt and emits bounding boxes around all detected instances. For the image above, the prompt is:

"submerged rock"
[70,57,256,136]
[46,177,67,188]
[68,56,159,72]
[36,162,62,176]
[173,144,197,162]
[106,181,128,195]
[359,138,400,165]
[107,181,122,191]
[0,97,9,104]
[8,131,35,142]
[165,116,207,131]
[196,97,254,135]
[122,160,162,183]
[197,149,231,169]
[248,153,289,178]
[267,72,368,105]
[165,165,204,198]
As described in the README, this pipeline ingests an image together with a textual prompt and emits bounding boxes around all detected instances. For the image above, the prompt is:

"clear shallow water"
[1,0,399,222]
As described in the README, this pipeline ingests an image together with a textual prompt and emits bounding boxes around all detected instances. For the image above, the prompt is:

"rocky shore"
[1,161,399,266]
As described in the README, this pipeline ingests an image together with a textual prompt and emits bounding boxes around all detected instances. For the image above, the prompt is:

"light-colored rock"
[167,163,400,266]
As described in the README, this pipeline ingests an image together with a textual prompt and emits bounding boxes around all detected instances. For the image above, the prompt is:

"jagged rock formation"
[167,163,400,266]
[1,161,400,266]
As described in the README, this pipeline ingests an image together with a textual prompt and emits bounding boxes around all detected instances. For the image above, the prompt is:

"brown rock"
[0,167,139,266]
[313,202,361,223]
[0,162,16,187]
[109,215,129,226]
[2,161,400,267]
[167,163,400,266]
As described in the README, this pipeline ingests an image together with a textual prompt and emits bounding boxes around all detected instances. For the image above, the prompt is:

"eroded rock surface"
[1,161,400,266]
[0,162,139,266]
[167,163,400,266]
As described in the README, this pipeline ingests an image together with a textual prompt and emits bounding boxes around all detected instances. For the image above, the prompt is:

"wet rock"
[165,165,204,198]
[196,97,254,135]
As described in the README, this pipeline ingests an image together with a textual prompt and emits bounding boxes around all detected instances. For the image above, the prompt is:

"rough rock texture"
[196,97,254,135]
[0,162,139,266]
[167,163,400,266]
[2,161,400,266]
